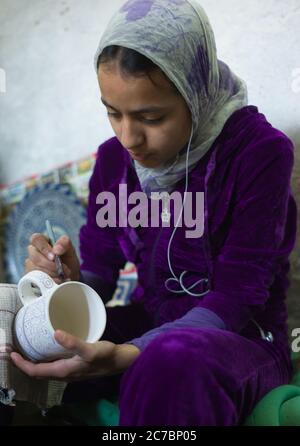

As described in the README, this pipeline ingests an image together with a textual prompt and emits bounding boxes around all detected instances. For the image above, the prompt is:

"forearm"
[111,343,141,374]
[10,336,141,382]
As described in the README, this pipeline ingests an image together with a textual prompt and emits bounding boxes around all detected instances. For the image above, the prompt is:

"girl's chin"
[137,158,162,168]
[133,154,159,168]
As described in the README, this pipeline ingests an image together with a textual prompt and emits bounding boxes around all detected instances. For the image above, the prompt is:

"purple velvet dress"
[63,106,297,426]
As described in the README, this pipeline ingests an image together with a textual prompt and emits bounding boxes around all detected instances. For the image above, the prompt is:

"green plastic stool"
[245,352,300,426]
[244,384,300,426]
[67,398,119,426]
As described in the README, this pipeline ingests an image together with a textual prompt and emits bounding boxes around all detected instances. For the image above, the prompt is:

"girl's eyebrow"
[101,97,168,114]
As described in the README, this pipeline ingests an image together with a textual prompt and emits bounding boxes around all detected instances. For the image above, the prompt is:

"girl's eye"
[107,112,163,124]
[107,112,121,120]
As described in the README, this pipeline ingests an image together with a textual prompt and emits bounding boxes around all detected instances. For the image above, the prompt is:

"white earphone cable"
[165,125,210,297]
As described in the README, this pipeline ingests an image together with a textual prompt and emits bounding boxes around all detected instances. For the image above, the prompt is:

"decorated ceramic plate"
[4,184,86,283]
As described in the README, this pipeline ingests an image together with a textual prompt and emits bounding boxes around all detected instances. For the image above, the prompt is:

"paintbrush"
[45,219,66,281]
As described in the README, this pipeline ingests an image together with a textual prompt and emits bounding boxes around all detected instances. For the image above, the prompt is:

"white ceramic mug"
[13,270,107,362]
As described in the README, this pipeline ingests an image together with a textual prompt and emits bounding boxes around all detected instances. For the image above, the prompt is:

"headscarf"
[94,0,248,194]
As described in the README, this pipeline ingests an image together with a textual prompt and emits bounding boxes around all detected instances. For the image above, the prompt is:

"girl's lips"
[129,151,149,161]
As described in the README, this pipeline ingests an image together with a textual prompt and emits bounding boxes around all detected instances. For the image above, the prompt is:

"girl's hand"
[10,330,140,381]
[25,233,81,283]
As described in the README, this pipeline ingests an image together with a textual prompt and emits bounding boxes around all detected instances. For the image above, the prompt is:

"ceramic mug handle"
[18,270,58,306]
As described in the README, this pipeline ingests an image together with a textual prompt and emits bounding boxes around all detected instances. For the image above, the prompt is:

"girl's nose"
[119,119,144,150]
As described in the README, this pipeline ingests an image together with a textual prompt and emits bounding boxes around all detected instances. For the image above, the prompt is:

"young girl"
[11,0,297,426]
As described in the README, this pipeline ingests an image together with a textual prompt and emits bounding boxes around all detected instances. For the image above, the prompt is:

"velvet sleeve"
[126,307,225,352]
[79,145,127,303]
[195,134,297,332]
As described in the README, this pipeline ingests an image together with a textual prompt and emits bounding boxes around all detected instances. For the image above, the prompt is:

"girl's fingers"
[24,259,69,284]
[27,245,58,273]
[30,233,54,260]
[52,235,72,256]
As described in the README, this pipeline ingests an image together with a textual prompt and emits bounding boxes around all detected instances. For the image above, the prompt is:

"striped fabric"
[0,284,66,408]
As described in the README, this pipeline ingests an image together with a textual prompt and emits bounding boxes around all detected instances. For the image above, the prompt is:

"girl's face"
[98,63,192,168]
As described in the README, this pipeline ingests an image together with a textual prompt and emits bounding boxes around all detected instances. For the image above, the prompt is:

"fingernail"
[56,330,65,341]
[54,245,63,255]
[48,252,54,260]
